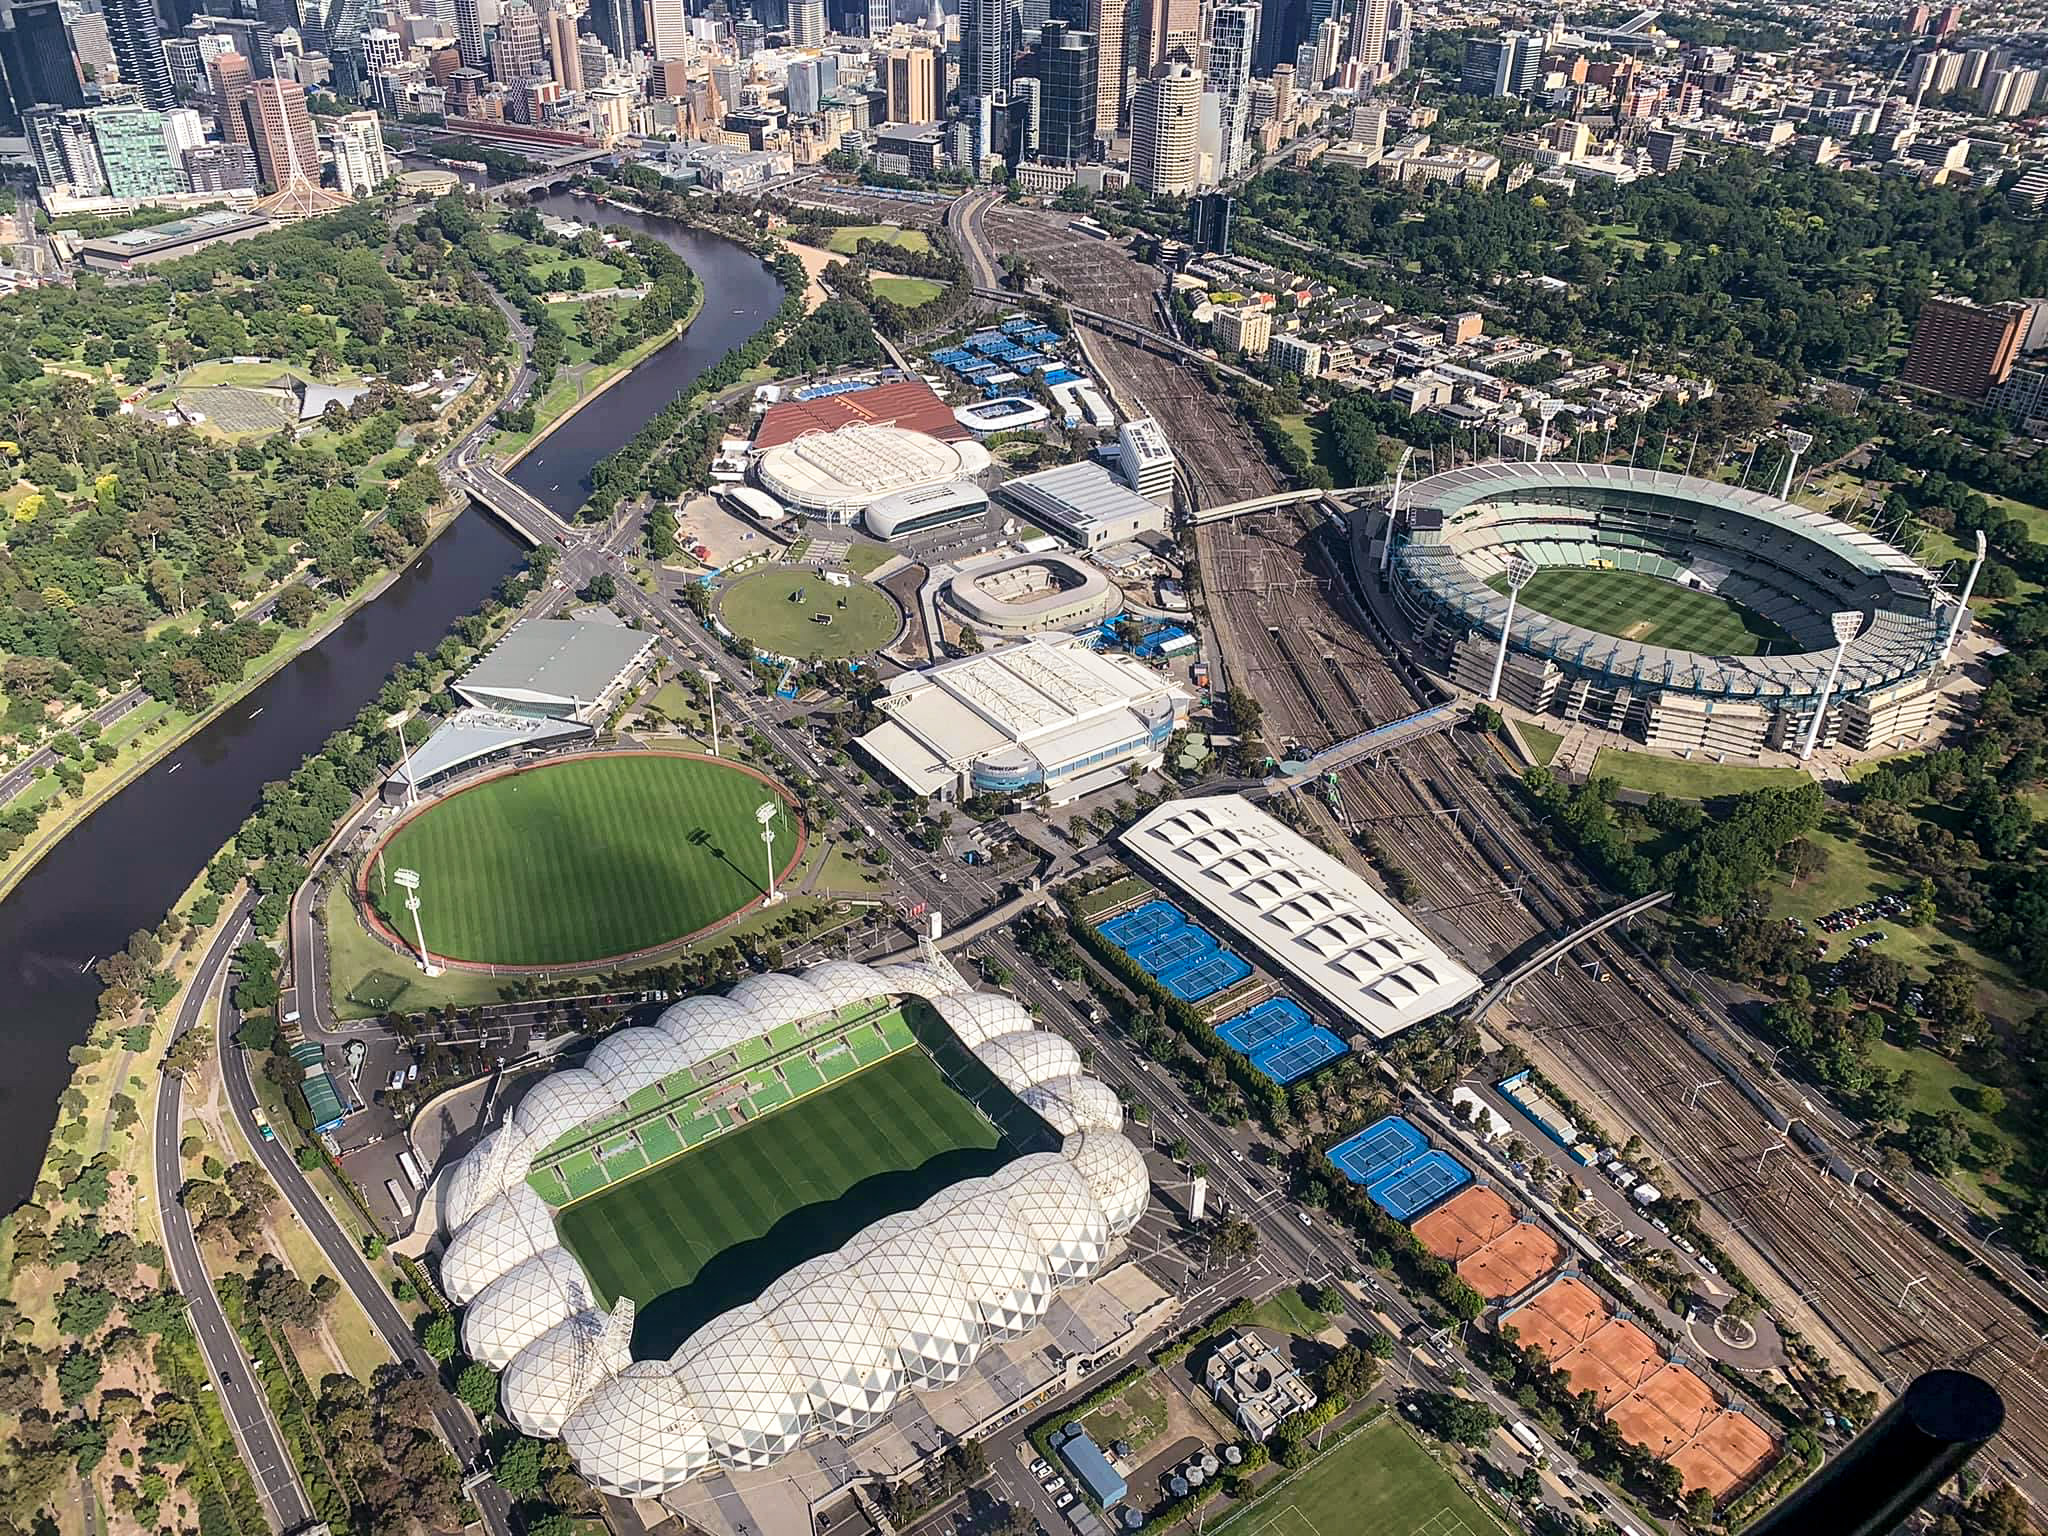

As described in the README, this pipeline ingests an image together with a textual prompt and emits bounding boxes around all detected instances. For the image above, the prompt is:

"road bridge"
[1463,889,1675,1019]
[482,147,613,199]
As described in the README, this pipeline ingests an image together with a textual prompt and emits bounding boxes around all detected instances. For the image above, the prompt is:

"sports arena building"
[939,551,1120,635]
[1386,463,1957,760]
[433,958,1148,1496]
[753,422,992,524]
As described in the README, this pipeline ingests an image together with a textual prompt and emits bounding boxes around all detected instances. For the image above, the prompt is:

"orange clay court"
[1411,1186,1563,1299]
[1502,1276,1776,1499]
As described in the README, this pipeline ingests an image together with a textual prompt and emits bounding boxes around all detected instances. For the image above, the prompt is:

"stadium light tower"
[386,710,418,809]
[1799,611,1863,762]
[1488,550,1536,705]
[1941,529,1988,661]
[1535,400,1564,464]
[1380,445,1415,578]
[392,867,442,976]
[1778,429,1814,500]
[756,802,785,907]
[700,667,722,758]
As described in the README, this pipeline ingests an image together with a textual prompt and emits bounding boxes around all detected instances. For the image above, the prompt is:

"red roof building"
[754,379,968,449]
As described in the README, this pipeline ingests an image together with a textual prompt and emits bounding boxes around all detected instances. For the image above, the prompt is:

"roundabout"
[717,566,901,659]
[360,751,803,969]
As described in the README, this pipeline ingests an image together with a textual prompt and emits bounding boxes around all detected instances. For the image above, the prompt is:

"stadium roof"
[754,424,992,516]
[389,710,591,790]
[435,960,1148,1494]
[754,378,968,448]
[997,461,1162,537]
[456,620,654,717]
[1121,795,1479,1038]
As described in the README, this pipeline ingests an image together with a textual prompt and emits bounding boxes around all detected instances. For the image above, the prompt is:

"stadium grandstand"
[938,552,1120,634]
[1386,463,1956,760]
[1119,795,1479,1039]
[753,423,992,524]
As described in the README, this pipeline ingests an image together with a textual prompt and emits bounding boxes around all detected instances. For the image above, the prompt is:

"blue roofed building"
[1053,1423,1128,1508]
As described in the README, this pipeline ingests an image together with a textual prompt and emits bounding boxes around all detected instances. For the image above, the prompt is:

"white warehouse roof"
[1120,794,1480,1038]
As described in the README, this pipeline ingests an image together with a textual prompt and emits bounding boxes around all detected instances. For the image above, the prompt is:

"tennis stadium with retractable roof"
[434,957,1151,1497]
[1119,794,1480,1041]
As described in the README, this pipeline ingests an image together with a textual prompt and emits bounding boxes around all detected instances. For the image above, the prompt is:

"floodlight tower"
[392,867,442,976]
[756,801,785,906]
[386,710,418,809]
[1535,400,1564,464]
[1941,529,1988,661]
[1488,550,1536,705]
[1799,611,1863,762]
[1380,445,1415,578]
[700,666,722,757]
[1778,429,1814,500]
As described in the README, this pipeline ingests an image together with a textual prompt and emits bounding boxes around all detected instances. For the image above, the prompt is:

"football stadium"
[1386,463,1959,760]
[434,958,1150,1495]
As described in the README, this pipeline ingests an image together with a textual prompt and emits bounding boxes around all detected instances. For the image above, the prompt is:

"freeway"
[152,894,314,1534]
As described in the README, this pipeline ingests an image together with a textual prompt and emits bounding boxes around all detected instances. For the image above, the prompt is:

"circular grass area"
[1484,566,1795,656]
[717,566,900,659]
[363,753,802,967]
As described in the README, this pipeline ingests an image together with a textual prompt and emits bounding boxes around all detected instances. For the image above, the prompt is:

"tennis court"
[1220,999,1312,1053]
[1132,924,1217,975]
[1367,1150,1472,1220]
[1411,1187,1563,1299]
[1159,948,1253,1001]
[1254,1027,1347,1083]
[1099,899,1187,948]
[1327,1116,1429,1187]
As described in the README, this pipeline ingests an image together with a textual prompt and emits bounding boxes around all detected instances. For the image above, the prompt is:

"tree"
[456,1361,499,1418]
[421,1313,458,1362]
[1319,1345,1379,1400]
[1412,1392,1498,1447]
[492,1435,545,1498]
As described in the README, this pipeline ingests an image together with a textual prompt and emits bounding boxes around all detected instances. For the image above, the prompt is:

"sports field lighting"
[1778,429,1814,500]
[1799,611,1863,762]
[1487,550,1536,705]
[756,801,785,907]
[700,668,721,758]
[386,710,418,809]
[1941,529,1987,661]
[1380,445,1414,578]
[1535,400,1564,464]
[392,867,442,976]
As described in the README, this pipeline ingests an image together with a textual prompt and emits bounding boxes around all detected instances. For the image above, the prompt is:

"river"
[0,189,784,1210]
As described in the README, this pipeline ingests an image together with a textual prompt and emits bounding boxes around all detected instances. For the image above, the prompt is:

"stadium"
[433,957,1148,1496]
[1385,463,1960,760]
[752,422,992,524]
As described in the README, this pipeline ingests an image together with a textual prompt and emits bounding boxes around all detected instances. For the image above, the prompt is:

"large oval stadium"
[1385,462,1959,759]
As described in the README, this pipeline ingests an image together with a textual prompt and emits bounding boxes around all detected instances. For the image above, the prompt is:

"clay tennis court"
[1670,1407,1778,1499]
[1412,1188,1564,1299]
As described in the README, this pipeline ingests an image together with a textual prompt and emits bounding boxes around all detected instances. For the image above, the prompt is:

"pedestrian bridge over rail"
[1264,702,1465,791]
[1463,890,1674,1019]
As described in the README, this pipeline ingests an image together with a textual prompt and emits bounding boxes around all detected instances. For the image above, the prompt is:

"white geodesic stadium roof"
[433,966,1151,1495]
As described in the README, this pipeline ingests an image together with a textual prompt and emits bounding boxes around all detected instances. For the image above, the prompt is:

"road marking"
[167,762,181,774]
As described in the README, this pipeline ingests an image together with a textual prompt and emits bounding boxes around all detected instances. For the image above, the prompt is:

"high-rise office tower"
[865,0,890,34]
[790,0,823,44]
[26,106,104,193]
[1188,189,1230,250]
[1341,0,1384,86]
[885,43,936,117]
[646,0,686,56]
[736,15,764,54]
[1008,70,1038,151]
[1207,0,1254,175]
[787,53,821,110]
[103,0,175,106]
[958,0,1006,101]
[587,0,636,62]
[1382,0,1407,74]
[544,7,581,89]
[1036,18,1095,158]
[1309,13,1338,80]
[453,0,486,67]
[246,75,319,186]
[0,0,85,118]
[209,47,253,142]
[1901,296,2028,400]
[1459,29,1539,96]
[1086,0,1122,134]
[1129,57,1197,190]
[492,0,544,78]
[89,103,177,196]
[1139,0,1196,70]
[330,107,390,192]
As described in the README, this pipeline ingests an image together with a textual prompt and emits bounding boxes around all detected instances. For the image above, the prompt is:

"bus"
[398,1149,426,1191]
[385,1178,414,1218]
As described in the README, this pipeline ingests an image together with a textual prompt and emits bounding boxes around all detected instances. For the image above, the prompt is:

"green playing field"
[717,566,901,660]
[1486,566,1795,656]
[1210,1416,1509,1536]
[557,1050,1006,1355]
[365,754,798,967]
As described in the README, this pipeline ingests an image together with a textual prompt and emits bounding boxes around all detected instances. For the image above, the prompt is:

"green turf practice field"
[1486,566,1794,656]
[718,566,900,659]
[871,275,947,308]
[365,754,798,966]
[557,1050,1006,1354]
[1212,1416,1507,1536]
[825,223,932,254]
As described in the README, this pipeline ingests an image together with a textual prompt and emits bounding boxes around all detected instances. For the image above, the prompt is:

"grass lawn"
[843,539,895,577]
[544,298,644,365]
[1514,720,1563,767]
[825,224,931,254]
[718,566,901,659]
[1865,1037,2026,1210]
[1274,411,1344,483]
[1249,1284,1336,1338]
[366,754,800,966]
[1588,747,1811,799]
[557,1049,1005,1354]
[1210,1414,1509,1536]
[526,253,626,291]
[1488,566,1794,656]
[1081,1374,1170,1456]
[871,275,946,308]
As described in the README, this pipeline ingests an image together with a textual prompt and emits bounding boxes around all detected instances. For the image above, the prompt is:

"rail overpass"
[1463,889,1675,1019]
[968,286,1263,384]
[483,147,614,200]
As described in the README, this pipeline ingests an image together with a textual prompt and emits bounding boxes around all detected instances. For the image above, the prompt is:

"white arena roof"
[754,423,991,518]
[1120,794,1480,1038]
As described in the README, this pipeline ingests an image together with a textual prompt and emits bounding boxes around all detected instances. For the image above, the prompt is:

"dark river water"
[0,189,784,1210]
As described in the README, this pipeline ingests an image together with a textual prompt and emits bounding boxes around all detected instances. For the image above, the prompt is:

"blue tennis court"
[1131,924,1217,976]
[1159,950,1252,1002]
[1099,900,1186,949]
[1219,998,1312,1053]
[1367,1150,1473,1220]
[1253,1027,1347,1084]
[1328,1115,1430,1187]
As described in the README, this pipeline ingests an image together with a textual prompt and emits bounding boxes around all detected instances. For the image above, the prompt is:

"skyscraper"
[90,102,178,196]
[1129,57,1197,191]
[104,0,175,107]
[586,0,636,64]
[1086,0,1122,136]
[1460,30,1540,96]
[246,75,319,187]
[787,54,821,111]
[885,44,937,118]
[26,106,105,194]
[790,0,824,44]
[1901,296,2028,400]
[1036,18,1095,160]
[544,8,581,90]
[454,0,486,68]
[1341,0,1385,87]
[865,0,890,35]
[1206,1,1254,176]
[645,0,686,56]
[209,48,253,144]
[957,0,1006,102]
[492,0,544,79]
[1007,71,1038,152]
[1139,0,1197,71]
[0,0,85,119]
[330,107,390,193]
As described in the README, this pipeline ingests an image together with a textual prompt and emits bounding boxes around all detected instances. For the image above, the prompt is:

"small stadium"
[435,960,1151,1495]
[361,753,801,968]
[1387,462,1955,759]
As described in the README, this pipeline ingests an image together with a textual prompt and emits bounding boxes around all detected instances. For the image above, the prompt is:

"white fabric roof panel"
[1120,794,1480,1039]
